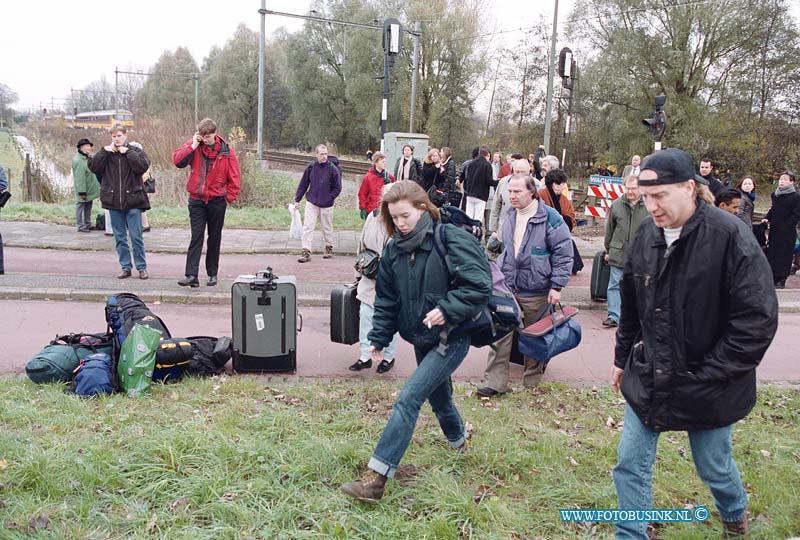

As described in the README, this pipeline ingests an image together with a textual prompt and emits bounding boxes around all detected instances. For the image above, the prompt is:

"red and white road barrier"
[584,206,607,218]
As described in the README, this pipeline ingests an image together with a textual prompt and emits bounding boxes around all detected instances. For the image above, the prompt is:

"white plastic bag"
[289,204,303,239]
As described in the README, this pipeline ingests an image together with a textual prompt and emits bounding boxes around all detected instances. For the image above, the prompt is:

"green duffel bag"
[117,323,162,397]
[26,334,114,384]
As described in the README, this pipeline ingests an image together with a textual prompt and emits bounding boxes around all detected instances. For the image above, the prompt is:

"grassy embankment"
[1,127,364,230]
[0,376,797,539]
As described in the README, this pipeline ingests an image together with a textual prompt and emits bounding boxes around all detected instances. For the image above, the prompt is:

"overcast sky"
[1,0,576,111]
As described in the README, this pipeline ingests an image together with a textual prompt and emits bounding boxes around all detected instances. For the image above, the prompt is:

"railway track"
[263,150,370,176]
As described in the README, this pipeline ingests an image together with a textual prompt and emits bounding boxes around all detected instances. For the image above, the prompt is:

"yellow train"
[72,110,135,130]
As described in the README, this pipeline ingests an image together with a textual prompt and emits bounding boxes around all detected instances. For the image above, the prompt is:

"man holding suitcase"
[602,174,648,327]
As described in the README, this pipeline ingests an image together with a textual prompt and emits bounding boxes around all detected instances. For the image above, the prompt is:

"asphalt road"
[4,300,799,385]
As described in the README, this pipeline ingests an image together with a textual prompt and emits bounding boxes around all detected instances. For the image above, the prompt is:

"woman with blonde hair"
[420,147,441,192]
[341,180,491,503]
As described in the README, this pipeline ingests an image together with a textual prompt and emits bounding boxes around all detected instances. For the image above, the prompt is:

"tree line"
[6,0,797,181]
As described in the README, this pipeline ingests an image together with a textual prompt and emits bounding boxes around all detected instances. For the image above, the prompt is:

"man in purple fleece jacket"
[477,173,574,397]
[293,144,342,263]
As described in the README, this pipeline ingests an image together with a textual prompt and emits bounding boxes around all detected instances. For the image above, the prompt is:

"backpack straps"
[431,222,455,354]
[431,222,454,278]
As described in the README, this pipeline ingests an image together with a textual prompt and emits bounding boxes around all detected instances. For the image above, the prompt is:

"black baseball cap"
[639,148,709,186]
[76,138,93,148]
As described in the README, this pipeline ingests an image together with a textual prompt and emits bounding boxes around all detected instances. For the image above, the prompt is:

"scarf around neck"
[397,158,412,180]
[742,190,756,202]
[546,185,562,214]
[394,211,433,253]
[775,184,796,197]
[200,136,220,161]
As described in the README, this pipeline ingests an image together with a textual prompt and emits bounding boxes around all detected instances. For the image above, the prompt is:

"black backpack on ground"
[184,336,233,377]
[105,293,171,360]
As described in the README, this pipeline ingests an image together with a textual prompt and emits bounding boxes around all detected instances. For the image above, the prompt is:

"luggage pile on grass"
[25,293,232,397]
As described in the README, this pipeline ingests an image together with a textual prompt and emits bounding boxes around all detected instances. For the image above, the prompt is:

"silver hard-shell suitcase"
[231,268,302,373]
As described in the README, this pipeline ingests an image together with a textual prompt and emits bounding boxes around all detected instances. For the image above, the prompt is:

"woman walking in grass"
[340,180,491,502]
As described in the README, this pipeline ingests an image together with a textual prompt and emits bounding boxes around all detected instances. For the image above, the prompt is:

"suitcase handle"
[297,313,303,332]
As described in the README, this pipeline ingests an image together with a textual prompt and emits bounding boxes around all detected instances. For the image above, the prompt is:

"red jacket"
[358,167,395,213]
[498,163,512,179]
[172,135,241,203]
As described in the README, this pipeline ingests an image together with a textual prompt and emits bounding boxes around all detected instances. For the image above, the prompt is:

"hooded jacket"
[615,200,778,431]
[172,135,241,204]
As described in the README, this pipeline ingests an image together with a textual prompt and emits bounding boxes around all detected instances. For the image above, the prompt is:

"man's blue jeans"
[367,334,470,478]
[613,405,748,539]
[108,208,146,271]
[607,265,623,323]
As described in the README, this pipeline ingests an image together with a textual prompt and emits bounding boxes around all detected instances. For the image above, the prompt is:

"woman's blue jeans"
[368,334,470,478]
[613,405,748,539]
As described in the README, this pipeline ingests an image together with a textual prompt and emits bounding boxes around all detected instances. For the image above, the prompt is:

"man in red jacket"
[172,118,241,287]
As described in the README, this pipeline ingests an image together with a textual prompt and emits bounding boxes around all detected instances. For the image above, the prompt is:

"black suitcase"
[231,268,301,373]
[590,250,611,301]
[330,282,360,345]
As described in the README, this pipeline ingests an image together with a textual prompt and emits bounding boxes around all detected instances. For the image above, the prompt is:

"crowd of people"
[2,123,798,538]
[339,145,787,540]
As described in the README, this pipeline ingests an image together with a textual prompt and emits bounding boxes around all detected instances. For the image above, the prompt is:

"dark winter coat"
[463,157,496,202]
[441,158,457,188]
[703,174,723,196]
[294,159,342,208]
[393,156,422,182]
[369,222,491,350]
[765,190,800,279]
[89,145,151,211]
[615,200,778,432]
[735,191,754,229]
[420,162,440,192]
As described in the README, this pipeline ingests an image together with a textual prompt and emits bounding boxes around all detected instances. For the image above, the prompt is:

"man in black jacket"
[463,145,496,223]
[699,156,723,196]
[611,148,778,539]
[89,124,151,279]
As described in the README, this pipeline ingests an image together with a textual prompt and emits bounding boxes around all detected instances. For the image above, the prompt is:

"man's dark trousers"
[185,196,227,278]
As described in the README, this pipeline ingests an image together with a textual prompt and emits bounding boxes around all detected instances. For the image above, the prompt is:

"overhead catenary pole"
[194,74,200,125]
[259,9,418,149]
[409,21,421,132]
[543,0,559,155]
[114,66,119,119]
[257,0,266,158]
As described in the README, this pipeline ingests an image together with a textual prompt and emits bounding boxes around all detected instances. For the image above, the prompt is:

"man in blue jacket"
[292,144,342,263]
[477,173,574,397]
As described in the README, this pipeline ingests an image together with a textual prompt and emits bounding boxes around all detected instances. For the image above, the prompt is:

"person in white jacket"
[350,183,400,374]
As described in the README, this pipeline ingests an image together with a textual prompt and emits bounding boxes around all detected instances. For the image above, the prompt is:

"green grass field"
[0,377,797,539]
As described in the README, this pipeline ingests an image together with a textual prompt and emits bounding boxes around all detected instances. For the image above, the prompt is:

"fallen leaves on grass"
[29,514,50,531]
